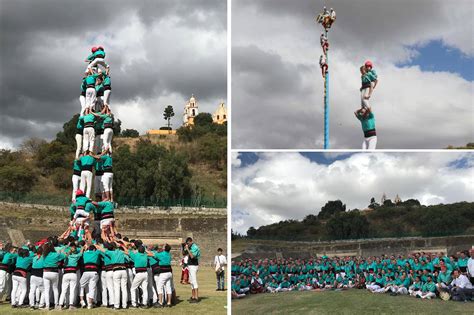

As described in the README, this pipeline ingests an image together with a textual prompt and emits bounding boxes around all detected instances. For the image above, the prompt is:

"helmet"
[76,189,84,196]
[365,60,373,68]
[91,46,98,53]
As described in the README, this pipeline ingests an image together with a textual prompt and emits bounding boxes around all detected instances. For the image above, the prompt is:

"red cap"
[76,189,84,196]
[91,46,98,53]
[365,60,373,68]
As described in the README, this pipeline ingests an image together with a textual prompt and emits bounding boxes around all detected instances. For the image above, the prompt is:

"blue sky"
[236,152,355,168]
[398,40,473,81]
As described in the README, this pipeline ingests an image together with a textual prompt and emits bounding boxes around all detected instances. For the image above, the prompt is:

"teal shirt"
[80,155,95,168]
[97,201,114,214]
[103,74,111,86]
[65,252,82,267]
[100,155,112,170]
[75,195,91,209]
[43,252,66,268]
[83,113,96,125]
[100,114,114,128]
[366,69,378,82]
[437,271,452,284]
[73,160,82,173]
[83,250,102,265]
[95,159,104,173]
[81,79,87,93]
[32,256,44,269]
[129,252,149,268]
[357,112,375,132]
[85,73,99,86]
[1,252,17,265]
[189,244,201,261]
[155,251,172,266]
[105,250,128,265]
[15,256,33,269]
[76,117,84,132]
[94,50,106,58]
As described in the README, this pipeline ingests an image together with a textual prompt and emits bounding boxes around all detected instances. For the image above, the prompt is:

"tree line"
[236,200,474,241]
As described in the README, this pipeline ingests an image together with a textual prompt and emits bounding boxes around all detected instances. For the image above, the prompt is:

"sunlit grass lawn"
[0,267,227,314]
[232,289,473,315]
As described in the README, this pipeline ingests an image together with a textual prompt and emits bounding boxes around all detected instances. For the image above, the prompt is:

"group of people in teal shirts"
[231,250,473,302]
[0,233,195,310]
[355,60,379,150]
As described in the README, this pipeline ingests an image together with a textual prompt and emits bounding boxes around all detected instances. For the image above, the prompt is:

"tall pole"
[324,29,329,149]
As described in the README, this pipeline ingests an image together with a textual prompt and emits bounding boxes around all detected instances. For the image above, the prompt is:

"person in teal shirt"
[59,243,83,309]
[42,242,66,309]
[11,248,32,307]
[99,111,114,154]
[129,246,150,308]
[82,109,97,154]
[418,275,436,299]
[75,116,84,160]
[185,237,200,303]
[86,46,109,74]
[79,244,104,309]
[98,152,114,201]
[355,107,377,150]
[79,151,96,199]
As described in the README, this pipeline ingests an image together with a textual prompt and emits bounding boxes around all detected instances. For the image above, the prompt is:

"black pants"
[216,270,225,290]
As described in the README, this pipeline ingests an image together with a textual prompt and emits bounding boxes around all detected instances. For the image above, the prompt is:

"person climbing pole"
[320,33,329,55]
[319,54,328,78]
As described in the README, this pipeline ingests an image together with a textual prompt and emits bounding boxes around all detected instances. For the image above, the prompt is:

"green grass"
[232,289,473,315]
[0,267,227,314]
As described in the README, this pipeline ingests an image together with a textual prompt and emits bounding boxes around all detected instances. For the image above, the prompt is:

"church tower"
[183,94,199,126]
[212,102,227,124]
[394,194,402,204]
[381,192,387,204]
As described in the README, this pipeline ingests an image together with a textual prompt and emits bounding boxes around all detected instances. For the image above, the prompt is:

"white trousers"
[149,270,158,304]
[361,87,370,109]
[101,172,113,193]
[158,272,172,295]
[94,175,103,196]
[11,275,27,305]
[100,271,107,306]
[188,265,199,289]
[87,58,109,72]
[29,275,45,307]
[43,271,59,308]
[105,270,115,306]
[80,170,93,199]
[0,269,10,299]
[72,174,81,201]
[362,136,377,150]
[85,88,96,110]
[113,270,128,309]
[82,127,95,153]
[95,97,104,113]
[59,272,78,306]
[75,134,83,160]
[102,128,113,153]
[103,90,112,107]
[79,95,86,116]
[130,272,148,306]
[80,271,98,302]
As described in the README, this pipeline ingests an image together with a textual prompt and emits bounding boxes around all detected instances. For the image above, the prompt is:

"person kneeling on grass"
[231,279,246,299]
[415,275,436,299]
[250,272,264,294]
[266,278,279,293]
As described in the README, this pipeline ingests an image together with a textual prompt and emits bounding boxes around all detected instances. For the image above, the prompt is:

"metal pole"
[324,29,329,149]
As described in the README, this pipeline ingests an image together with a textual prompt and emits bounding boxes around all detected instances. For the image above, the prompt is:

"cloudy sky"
[232,0,474,149]
[232,151,474,234]
[0,0,226,149]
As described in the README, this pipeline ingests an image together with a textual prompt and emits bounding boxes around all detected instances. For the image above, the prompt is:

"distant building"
[381,193,387,204]
[212,102,227,124]
[183,94,199,126]
[394,194,402,204]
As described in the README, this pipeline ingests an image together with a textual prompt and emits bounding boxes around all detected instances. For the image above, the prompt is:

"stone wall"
[234,235,474,260]
[0,202,227,266]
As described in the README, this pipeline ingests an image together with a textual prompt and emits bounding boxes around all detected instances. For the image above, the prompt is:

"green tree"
[36,141,71,174]
[318,200,346,219]
[120,129,140,138]
[0,165,37,193]
[197,133,226,169]
[56,114,80,148]
[194,113,213,128]
[163,105,175,130]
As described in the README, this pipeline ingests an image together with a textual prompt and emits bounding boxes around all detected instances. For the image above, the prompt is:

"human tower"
[0,46,180,311]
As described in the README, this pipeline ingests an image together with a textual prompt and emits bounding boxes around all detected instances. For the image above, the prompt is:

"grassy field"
[232,290,473,315]
[0,267,227,314]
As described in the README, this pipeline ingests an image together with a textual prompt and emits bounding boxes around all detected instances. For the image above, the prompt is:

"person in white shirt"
[468,248,474,285]
[450,269,474,301]
[214,248,227,291]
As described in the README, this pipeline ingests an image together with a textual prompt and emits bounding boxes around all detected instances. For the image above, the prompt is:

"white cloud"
[231,152,474,234]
